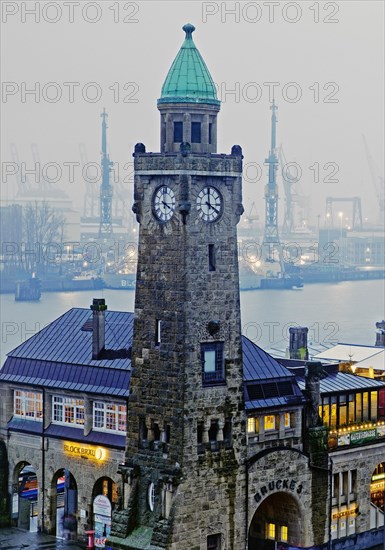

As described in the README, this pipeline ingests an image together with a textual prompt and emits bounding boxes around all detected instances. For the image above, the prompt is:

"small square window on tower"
[201,342,225,385]
[207,533,221,550]
[173,121,183,143]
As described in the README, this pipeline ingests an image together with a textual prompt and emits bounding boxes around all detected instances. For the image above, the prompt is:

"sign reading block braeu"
[63,441,108,461]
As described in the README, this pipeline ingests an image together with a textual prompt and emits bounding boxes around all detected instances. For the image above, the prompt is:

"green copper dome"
[158,23,220,106]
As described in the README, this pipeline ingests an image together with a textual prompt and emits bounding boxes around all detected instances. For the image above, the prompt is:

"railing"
[369,501,384,530]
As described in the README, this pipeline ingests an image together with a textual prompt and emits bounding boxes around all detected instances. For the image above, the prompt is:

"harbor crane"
[80,143,99,222]
[10,143,31,196]
[279,145,309,235]
[263,100,280,246]
[98,109,113,239]
[325,197,363,230]
[262,101,285,270]
[362,134,385,223]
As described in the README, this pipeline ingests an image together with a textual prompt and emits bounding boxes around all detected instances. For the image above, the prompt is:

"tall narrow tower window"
[148,482,155,511]
[208,244,216,272]
[191,122,201,143]
[155,319,162,346]
[174,122,183,142]
[208,123,212,145]
[201,343,225,385]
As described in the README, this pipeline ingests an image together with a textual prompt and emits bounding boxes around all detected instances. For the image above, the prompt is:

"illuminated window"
[53,396,84,426]
[339,395,347,425]
[331,396,337,427]
[266,523,275,539]
[362,392,369,421]
[103,479,108,496]
[356,393,362,422]
[284,413,291,428]
[281,525,288,542]
[371,391,378,421]
[93,401,127,433]
[264,415,276,431]
[247,418,255,433]
[14,390,42,421]
[348,394,355,422]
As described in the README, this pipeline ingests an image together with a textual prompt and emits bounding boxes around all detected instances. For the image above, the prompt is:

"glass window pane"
[284,413,290,428]
[264,416,276,430]
[356,393,362,421]
[204,350,216,373]
[266,523,275,539]
[371,392,378,422]
[363,392,369,421]
[191,122,201,143]
[173,122,183,143]
[247,418,255,433]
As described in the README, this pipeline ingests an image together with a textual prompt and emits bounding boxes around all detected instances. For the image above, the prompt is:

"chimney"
[375,320,385,347]
[289,326,309,360]
[91,298,107,359]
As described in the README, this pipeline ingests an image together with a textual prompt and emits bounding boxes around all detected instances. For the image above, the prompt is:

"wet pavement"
[0,528,85,550]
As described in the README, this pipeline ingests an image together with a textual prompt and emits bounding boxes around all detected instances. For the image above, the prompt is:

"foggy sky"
[1,0,384,228]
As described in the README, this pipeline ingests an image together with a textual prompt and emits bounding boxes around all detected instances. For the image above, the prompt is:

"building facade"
[0,22,384,550]
[0,303,132,545]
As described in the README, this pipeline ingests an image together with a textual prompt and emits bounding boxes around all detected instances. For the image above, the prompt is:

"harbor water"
[1,279,384,367]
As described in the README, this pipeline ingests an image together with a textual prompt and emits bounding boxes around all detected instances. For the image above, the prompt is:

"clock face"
[153,186,176,222]
[196,187,223,222]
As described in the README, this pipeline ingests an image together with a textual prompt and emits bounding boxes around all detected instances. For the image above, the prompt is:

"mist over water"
[1,280,383,366]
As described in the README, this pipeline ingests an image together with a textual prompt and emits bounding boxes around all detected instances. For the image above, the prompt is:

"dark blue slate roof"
[0,308,132,396]
[297,372,385,395]
[7,308,133,369]
[0,308,302,410]
[7,418,43,434]
[241,337,304,410]
[0,357,130,396]
[242,336,294,381]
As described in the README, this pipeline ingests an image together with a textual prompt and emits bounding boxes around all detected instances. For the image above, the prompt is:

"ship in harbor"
[14,276,41,301]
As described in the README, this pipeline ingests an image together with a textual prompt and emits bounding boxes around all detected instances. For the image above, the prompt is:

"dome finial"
[183,23,195,39]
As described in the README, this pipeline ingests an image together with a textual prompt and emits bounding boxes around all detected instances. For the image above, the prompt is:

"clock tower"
[109,23,246,550]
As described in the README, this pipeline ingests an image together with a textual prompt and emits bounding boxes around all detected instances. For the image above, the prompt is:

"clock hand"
[162,201,171,209]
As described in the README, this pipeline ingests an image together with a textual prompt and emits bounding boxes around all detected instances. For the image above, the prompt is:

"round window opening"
[148,482,155,512]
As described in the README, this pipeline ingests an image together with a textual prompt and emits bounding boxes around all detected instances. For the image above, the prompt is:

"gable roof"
[0,309,300,407]
[7,308,133,369]
[0,308,133,396]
